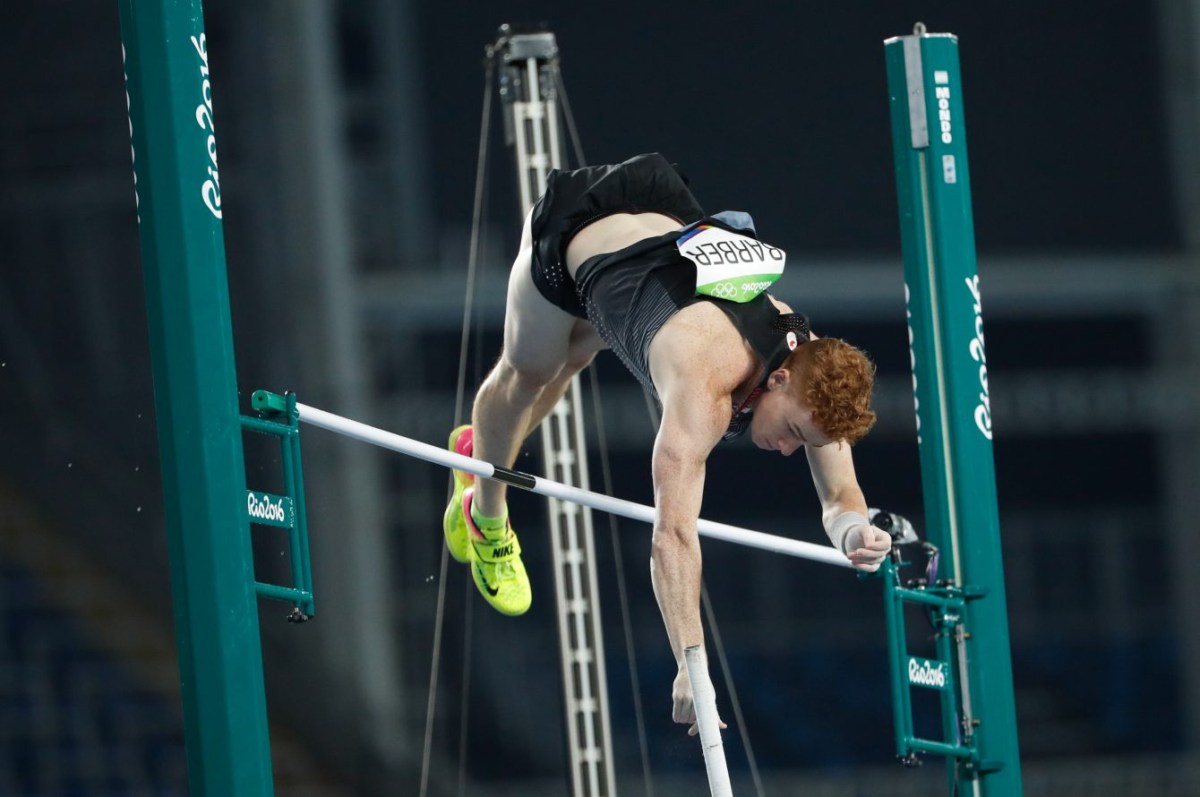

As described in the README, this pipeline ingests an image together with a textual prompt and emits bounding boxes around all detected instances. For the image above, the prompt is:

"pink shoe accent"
[461,489,486,543]
[454,427,474,458]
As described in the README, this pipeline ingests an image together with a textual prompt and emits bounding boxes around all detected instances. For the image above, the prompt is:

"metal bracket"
[240,390,315,621]
[861,513,996,775]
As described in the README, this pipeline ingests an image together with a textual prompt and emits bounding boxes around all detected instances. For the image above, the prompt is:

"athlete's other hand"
[672,666,727,737]
[845,524,891,572]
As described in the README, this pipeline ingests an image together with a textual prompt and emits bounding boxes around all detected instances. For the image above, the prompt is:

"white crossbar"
[296,402,852,568]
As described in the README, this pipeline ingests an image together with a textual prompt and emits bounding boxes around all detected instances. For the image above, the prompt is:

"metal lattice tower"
[493,25,618,797]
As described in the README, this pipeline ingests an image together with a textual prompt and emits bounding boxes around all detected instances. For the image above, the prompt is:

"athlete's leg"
[519,321,607,441]
[471,214,578,518]
[444,215,579,614]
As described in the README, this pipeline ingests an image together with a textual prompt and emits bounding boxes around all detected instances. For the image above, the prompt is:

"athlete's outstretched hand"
[844,524,892,572]
[672,665,727,737]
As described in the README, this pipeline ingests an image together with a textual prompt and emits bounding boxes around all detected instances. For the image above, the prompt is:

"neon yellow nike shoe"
[463,488,531,617]
[441,424,475,563]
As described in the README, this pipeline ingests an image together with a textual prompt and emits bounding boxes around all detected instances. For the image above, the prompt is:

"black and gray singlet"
[574,215,809,441]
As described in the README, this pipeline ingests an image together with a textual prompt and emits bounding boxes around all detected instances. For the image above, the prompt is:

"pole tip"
[913,21,927,36]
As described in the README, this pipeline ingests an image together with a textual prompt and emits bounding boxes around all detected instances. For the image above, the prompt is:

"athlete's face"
[749,369,832,456]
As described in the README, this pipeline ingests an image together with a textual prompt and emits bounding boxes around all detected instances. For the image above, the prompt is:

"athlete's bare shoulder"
[647,302,756,401]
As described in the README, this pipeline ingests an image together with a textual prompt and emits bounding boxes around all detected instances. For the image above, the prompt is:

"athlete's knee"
[564,323,605,372]
[490,352,560,402]
[564,346,598,374]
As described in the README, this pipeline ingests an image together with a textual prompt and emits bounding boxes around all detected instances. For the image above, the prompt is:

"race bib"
[676,225,786,302]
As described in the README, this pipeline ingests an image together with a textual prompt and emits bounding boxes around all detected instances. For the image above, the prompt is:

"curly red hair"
[784,337,877,444]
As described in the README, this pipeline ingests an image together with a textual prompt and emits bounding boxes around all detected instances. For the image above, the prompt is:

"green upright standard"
[885,24,1023,796]
[118,2,274,794]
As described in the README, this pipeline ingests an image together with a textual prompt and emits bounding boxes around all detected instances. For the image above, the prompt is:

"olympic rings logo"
[711,282,738,299]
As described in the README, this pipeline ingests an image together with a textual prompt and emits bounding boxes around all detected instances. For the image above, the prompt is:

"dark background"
[2,1,1197,795]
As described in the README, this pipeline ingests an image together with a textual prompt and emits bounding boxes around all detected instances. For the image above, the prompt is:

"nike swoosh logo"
[475,564,500,596]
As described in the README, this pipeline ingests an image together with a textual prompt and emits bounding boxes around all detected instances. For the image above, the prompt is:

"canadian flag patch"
[786,331,798,350]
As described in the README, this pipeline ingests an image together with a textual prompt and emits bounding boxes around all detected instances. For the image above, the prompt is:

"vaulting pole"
[685,645,733,797]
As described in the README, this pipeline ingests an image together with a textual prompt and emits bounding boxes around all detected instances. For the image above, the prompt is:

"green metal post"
[885,24,1022,795]
[118,2,274,794]
[882,561,914,759]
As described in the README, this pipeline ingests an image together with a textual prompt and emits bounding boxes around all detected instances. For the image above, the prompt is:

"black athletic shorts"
[529,152,705,319]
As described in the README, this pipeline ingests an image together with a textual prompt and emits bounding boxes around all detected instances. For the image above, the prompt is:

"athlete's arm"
[650,387,725,661]
[649,380,729,733]
[806,441,891,571]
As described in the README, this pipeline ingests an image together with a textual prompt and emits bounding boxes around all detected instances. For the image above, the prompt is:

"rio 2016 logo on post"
[191,34,222,220]
[965,275,991,440]
[247,492,288,523]
[121,45,140,222]
[908,657,947,689]
[904,284,921,444]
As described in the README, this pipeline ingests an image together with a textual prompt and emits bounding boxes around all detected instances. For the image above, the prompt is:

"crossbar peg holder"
[240,390,316,621]
[861,512,1001,777]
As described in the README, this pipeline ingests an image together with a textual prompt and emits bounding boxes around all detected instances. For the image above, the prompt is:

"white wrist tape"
[828,511,870,555]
